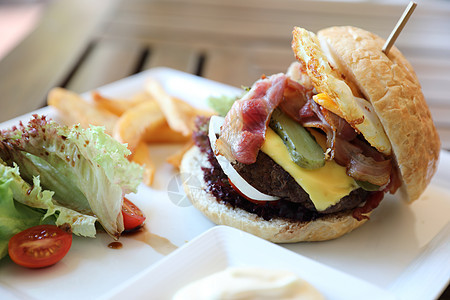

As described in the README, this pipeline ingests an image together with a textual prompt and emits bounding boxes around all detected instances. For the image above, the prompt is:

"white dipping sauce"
[172,266,324,300]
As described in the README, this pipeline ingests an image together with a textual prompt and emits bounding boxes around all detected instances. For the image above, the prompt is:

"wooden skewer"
[382,1,417,55]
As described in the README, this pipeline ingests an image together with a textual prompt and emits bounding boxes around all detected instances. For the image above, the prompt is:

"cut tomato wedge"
[122,197,146,231]
[8,225,72,268]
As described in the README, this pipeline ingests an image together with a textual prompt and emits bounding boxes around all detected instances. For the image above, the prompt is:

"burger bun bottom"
[180,146,369,243]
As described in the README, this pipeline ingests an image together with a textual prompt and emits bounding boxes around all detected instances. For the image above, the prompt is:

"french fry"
[143,121,191,144]
[131,91,155,103]
[146,79,195,136]
[91,91,153,116]
[47,87,118,134]
[49,78,212,186]
[172,97,215,127]
[166,140,194,169]
[195,108,216,117]
[131,141,155,186]
[113,101,166,153]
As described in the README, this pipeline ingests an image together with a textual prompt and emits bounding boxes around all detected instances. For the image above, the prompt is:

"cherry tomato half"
[122,197,146,231]
[8,225,72,269]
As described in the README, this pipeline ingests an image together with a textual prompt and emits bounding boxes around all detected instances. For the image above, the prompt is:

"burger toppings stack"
[181,26,440,242]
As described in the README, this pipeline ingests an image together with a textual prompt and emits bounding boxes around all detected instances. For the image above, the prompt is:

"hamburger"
[180,26,441,242]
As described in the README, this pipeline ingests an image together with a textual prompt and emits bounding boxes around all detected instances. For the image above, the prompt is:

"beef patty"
[233,152,368,214]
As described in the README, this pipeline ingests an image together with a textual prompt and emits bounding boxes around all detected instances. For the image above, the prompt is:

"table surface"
[0,0,449,298]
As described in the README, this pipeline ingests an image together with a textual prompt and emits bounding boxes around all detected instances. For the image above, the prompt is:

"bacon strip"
[384,163,402,194]
[352,191,384,221]
[278,78,311,122]
[334,137,392,186]
[301,100,337,156]
[215,74,288,164]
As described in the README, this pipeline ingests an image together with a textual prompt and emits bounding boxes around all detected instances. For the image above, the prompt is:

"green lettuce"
[206,88,249,117]
[0,161,97,238]
[0,115,143,242]
[0,163,55,259]
[207,95,239,117]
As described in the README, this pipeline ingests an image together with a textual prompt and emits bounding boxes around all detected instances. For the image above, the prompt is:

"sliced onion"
[209,116,279,201]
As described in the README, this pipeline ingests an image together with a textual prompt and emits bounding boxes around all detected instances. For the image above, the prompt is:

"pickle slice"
[269,109,325,169]
[355,180,380,191]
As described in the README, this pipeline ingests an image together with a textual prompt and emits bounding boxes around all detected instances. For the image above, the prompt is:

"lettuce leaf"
[0,161,97,238]
[0,115,143,239]
[207,95,238,117]
[0,163,54,259]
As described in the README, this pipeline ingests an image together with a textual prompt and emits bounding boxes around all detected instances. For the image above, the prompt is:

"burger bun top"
[317,26,440,202]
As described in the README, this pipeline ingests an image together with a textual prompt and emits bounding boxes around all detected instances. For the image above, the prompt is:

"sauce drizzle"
[107,241,123,249]
[126,228,178,255]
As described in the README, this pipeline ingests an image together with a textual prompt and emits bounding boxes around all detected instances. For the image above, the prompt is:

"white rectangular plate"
[101,225,397,300]
[0,67,449,300]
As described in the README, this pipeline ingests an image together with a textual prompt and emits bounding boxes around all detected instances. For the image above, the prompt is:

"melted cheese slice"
[261,128,358,211]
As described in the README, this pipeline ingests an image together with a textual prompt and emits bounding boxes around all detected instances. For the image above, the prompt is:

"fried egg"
[292,27,392,155]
